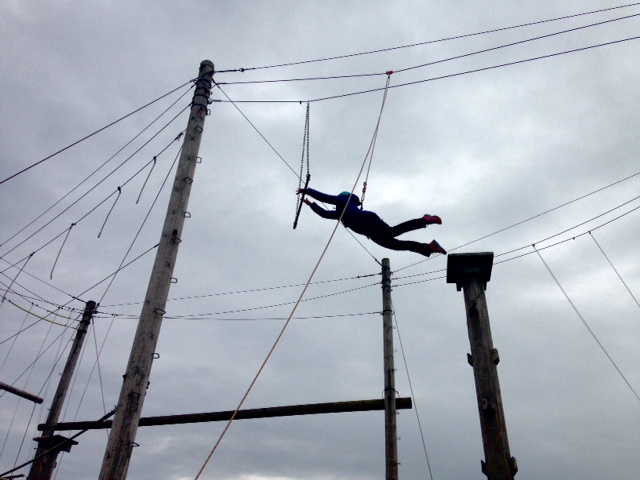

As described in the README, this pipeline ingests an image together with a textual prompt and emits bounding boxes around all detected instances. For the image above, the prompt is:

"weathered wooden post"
[381,258,398,480]
[99,60,214,480]
[446,252,517,480]
[27,300,96,480]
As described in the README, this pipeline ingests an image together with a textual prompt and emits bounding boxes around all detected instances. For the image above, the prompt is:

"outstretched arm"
[306,199,339,220]
[297,187,341,205]
[297,188,340,219]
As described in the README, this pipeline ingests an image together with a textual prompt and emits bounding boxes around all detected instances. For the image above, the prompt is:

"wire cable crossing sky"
[1,2,639,480]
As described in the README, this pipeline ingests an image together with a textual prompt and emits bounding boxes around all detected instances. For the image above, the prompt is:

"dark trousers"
[362,213,431,256]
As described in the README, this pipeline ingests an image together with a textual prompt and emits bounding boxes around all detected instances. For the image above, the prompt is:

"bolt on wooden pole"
[381,258,399,480]
[446,253,517,480]
[99,60,214,480]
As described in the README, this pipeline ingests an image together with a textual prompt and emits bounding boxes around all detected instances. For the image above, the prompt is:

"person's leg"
[371,235,447,257]
[389,218,427,237]
[389,215,442,237]
[370,236,432,256]
[360,213,447,256]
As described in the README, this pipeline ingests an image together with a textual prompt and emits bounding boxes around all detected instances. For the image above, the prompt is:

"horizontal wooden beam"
[0,381,43,404]
[42,397,412,431]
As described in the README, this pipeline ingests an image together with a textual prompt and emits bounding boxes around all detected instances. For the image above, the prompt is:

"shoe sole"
[430,240,447,255]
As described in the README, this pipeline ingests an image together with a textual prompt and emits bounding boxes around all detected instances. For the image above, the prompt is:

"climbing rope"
[360,71,392,209]
[1,253,33,306]
[136,157,157,204]
[194,72,394,479]
[589,231,640,309]
[50,223,75,279]
[534,245,640,403]
[5,298,75,327]
[97,186,122,238]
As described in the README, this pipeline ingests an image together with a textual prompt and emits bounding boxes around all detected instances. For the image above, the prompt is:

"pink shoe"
[423,214,442,225]
[429,240,447,255]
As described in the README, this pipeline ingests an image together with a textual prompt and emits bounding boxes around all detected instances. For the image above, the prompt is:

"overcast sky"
[1,1,639,479]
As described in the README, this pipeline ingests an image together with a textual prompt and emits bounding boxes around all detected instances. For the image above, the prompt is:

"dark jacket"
[301,188,380,237]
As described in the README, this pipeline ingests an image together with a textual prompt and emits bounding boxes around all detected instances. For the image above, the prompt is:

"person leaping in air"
[296,188,447,257]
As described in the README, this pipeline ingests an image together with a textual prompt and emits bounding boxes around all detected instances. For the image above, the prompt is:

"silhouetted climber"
[297,188,447,257]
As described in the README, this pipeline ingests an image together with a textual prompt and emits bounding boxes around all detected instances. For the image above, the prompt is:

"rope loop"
[98,187,122,238]
[51,223,75,279]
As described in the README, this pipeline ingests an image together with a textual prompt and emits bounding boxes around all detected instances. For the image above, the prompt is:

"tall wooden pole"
[381,258,399,480]
[27,300,96,480]
[99,60,214,480]
[446,253,517,480]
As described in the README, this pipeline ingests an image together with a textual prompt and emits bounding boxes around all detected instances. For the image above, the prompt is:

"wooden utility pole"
[381,258,399,480]
[446,253,517,480]
[27,300,96,480]
[99,60,214,480]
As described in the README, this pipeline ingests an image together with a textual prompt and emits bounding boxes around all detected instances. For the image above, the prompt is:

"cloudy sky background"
[1,1,639,479]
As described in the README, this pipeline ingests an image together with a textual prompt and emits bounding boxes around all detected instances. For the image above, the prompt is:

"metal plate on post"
[446,252,494,291]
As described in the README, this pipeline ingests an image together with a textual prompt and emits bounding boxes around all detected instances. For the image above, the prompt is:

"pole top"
[200,60,214,71]
[446,252,494,291]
